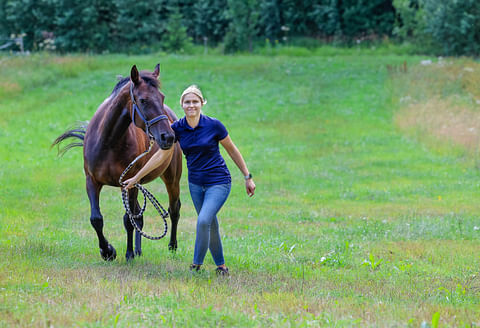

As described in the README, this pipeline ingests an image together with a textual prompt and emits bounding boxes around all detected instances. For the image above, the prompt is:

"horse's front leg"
[86,175,116,261]
[123,188,143,261]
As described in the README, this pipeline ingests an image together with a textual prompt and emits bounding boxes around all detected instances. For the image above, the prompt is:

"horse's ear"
[153,63,160,79]
[130,65,140,85]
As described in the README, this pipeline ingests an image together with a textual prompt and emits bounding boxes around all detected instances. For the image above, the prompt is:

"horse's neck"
[99,93,132,146]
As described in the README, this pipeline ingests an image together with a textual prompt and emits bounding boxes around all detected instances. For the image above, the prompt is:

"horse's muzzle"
[156,132,175,150]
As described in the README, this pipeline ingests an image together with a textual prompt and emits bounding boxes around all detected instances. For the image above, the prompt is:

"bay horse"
[53,64,182,261]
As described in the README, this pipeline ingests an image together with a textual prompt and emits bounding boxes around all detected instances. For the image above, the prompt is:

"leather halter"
[129,82,169,138]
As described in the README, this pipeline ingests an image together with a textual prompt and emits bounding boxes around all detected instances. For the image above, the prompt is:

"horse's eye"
[140,98,147,105]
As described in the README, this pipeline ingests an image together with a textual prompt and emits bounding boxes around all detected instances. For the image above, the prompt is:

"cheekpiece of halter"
[129,82,169,138]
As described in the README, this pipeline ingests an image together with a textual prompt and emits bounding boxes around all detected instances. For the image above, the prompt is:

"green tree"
[280,0,318,36]
[192,0,229,45]
[311,0,341,38]
[340,0,395,39]
[392,0,437,52]
[115,0,165,53]
[0,2,8,38]
[224,0,259,53]
[162,2,192,52]
[422,0,480,56]
[3,0,57,51]
[258,0,282,42]
[55,0,116,52]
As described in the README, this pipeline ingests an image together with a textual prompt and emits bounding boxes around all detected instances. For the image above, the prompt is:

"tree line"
[0,0,479,56]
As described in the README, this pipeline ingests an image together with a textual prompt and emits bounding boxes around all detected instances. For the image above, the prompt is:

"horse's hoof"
[100,244,117,261]
[168,243,177,252]
[125,250,135,261]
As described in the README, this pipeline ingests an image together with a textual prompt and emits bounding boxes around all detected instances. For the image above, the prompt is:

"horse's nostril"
[160,133,174,144]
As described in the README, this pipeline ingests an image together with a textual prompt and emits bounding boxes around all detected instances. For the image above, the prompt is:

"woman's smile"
[182,93,202,118]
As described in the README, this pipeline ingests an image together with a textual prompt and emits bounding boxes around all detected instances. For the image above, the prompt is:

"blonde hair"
[180,85,207,105]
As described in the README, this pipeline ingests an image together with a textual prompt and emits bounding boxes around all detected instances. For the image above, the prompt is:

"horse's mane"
[111,76,130,96]
[110,73,160,96]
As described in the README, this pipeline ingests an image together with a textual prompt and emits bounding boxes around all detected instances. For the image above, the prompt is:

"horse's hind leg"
[86,175,116,261]
[123,188,143,261]
[133,192,144,256]
[166,182,181,251]
[135,230,143,257]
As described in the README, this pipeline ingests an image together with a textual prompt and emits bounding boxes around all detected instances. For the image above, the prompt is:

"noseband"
[130,82,169,137]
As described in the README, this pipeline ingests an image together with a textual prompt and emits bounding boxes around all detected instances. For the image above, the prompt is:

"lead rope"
[119,138,169,240]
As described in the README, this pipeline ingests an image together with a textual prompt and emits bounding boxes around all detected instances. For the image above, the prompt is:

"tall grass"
[0,52,479,327]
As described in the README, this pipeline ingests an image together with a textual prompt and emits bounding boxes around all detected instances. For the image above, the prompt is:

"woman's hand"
[121,147,175,191]
[246,179,256,197]
[122,176,138,190]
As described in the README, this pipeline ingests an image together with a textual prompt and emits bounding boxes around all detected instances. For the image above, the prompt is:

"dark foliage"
[8,0,479,55]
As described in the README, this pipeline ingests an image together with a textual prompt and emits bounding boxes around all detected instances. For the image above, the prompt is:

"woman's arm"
[123,146,174,190]
[220,135,256,197]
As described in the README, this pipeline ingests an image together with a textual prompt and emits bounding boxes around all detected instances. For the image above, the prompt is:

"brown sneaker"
[190,264,201,272]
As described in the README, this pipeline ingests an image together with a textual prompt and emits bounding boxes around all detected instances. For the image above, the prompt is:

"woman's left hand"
[246,179,256,197]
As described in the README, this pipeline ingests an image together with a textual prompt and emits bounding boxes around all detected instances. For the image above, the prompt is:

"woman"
[124,85,255,275]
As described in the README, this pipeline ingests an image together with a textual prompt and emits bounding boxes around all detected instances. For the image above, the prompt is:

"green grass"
[1,51,479,327]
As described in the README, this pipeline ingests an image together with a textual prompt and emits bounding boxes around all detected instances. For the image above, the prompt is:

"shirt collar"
[184,114,204,130]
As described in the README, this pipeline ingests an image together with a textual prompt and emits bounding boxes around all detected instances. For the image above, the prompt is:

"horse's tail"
[51,121,88,156]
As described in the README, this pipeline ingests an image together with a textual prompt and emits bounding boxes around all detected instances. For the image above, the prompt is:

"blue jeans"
[189,182,231,266]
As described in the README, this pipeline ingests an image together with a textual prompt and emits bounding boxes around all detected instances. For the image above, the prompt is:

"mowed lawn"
[0,51,479,327]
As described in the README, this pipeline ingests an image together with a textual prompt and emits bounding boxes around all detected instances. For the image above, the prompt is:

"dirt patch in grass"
[395,97,480,151]
[0,82,21,99]
[392,59,480,155]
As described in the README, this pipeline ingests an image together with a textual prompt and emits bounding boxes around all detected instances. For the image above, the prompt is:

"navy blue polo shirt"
[171,114,231,186]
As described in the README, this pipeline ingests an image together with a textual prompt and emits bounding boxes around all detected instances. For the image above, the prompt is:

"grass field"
[1,49,479,327]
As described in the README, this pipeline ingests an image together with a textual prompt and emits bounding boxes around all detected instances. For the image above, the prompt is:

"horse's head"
[129,64,175,150]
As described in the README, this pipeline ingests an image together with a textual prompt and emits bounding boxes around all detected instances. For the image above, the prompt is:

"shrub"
[223,0,259,53]
[191,0,229,45]
[2,0,56,51]
[422,0,480,56]
[392,0,438,54]
[394,0,480,56]
[114,0,165,54]
[162,4,193,53]
[340,0,396,39]
[311,0,341,38]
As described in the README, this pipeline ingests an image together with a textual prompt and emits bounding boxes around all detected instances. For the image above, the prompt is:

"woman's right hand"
[122,147,175,190]
[122,177,138,190]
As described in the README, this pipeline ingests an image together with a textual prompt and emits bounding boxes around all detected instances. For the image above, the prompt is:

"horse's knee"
[136,217,144,229]
[124,213,143,231]
[123,213,133,231]
[90,216,104,231]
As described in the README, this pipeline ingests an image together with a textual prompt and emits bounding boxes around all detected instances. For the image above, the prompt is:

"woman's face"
[182,93,203,118]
